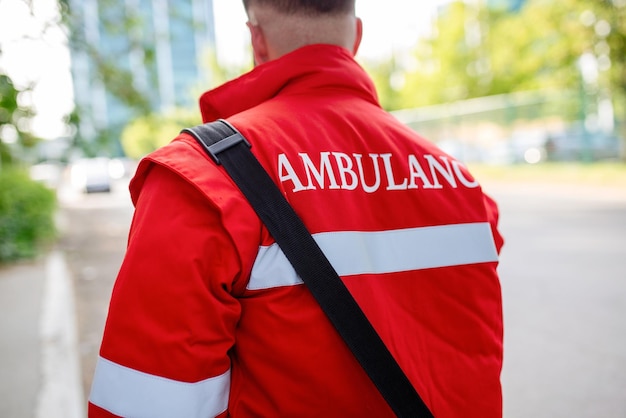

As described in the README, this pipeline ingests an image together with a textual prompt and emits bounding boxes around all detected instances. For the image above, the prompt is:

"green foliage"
[202,48,253,90]
[120,108,201,159]
[401,2,494,107]
[0,73,40,166]
[487,0,611,93]
[58,2,248,158]
[360,56,407,111]
[0,169,57,263]
[488,0,625,130]
[120,47,252,159]
[59,0,158,155]
[365,0,626,125]
[0,74,19,124]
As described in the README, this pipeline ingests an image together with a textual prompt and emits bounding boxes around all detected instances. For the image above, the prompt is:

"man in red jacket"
[89,1,504,417]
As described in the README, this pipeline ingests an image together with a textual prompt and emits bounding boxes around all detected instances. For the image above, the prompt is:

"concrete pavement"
[0,175,131,418]
[0,250,85,418]
[0,256,45,418]
[483,180,626,418]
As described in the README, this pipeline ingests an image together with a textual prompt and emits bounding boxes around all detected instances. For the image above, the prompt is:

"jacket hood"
[198,44,380,122]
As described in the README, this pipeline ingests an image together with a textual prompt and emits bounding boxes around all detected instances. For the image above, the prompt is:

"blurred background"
[0,0,625,417]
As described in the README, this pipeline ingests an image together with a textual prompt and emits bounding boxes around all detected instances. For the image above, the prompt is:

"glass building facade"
[69,0,215,147]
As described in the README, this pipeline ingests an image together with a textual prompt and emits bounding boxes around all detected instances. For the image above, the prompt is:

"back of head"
[243,0,355,16]
[243,0,361,62]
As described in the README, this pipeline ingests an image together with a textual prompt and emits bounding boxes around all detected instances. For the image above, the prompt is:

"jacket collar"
[199,44,380,122]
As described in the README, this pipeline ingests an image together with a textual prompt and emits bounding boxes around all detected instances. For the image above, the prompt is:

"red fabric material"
[91,44,504,417]
[89,402,121,418]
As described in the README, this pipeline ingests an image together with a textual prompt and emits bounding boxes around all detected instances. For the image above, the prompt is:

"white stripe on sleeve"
[89,356,230,418]
[248,222,498,290]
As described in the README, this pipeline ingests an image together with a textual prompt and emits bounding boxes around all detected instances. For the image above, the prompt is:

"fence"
[391,89,624,163]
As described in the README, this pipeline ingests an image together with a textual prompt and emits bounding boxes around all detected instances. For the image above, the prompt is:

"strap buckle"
[204,132,251,165]
[182,124,251,165]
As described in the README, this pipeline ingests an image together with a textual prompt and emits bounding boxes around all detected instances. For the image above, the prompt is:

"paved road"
[56,181,134,404]
[2,178,625,417]
[490,183,626,418]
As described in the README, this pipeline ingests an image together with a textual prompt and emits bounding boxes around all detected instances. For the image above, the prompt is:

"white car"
[70,158,112,193]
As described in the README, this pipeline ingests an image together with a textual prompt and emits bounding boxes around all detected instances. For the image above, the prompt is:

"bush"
[0,168,57,262]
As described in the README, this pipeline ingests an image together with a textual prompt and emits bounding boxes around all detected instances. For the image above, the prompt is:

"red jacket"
[89,44,504,418]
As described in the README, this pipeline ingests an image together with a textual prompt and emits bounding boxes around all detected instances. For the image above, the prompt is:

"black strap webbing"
[181,119,434,418]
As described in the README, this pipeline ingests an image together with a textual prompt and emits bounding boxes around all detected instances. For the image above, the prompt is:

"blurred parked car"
[545,129,622,162]
[485,127,623,165]
[483,131,547,165]
[437,139,486,163]
[70,157,112,193]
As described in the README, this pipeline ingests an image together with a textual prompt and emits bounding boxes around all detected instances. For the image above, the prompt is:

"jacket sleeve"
[88,163,242,418]
[483,191,504,254]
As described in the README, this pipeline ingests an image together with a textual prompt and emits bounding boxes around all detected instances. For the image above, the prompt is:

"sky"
[0,0,444,140]
[0,0,73,139]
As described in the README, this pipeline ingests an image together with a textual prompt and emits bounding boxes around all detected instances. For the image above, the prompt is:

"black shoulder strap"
[181,119,434,418]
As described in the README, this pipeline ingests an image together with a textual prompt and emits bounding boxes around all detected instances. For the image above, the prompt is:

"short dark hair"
[243,0,355,15]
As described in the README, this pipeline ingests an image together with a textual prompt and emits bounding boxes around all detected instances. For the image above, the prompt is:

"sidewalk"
[0,251,85,418]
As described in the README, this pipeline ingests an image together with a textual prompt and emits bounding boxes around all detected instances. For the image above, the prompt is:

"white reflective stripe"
[248,222,498,290]
[89,356,230,418]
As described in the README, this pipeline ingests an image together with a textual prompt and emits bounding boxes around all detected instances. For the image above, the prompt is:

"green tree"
[57,1,243,158]
[375,0,624,119]
[397,1,494,109]
[200,47,253,91]
[0,168,56,262]
[0,73,39,167]
[592,0,626,133]
[57,0,153,156]
[487,0,625,136]
[120,108,201,159]
[119,47,251,159]
[361,56,408,111]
